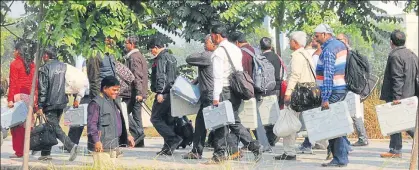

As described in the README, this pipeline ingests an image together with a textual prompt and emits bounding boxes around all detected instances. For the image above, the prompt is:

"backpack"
[345,50,370,95]
[241,47,277,94]
[114,61,135,96]
[174,116,194,149]
[221,47,255,100]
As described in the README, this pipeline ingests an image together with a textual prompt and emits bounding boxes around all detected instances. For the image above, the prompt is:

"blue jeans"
[328,92,350,165]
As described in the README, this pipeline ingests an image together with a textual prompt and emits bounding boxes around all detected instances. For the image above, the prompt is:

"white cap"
[314,23,334,36]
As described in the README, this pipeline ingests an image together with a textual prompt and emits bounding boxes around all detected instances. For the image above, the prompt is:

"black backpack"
[174,116,194,149]
[345,50,370,95]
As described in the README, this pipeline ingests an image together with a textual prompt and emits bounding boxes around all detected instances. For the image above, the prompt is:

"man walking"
[336,33,370,147]
[230,32,275,153]
[182,34,216,159]
[276,31,315,161]
[379,30,417,158]
[259,37,282,147]
[209,25,262,163]
[37,47,79,161]
[122,36,149,147]
[148,38,182,155]
[314,24,350,167]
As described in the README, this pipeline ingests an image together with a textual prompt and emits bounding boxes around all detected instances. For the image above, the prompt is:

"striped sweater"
[316,38,348,102]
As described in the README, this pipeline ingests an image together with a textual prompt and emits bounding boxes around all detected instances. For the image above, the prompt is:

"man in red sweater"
[229,31,254,76]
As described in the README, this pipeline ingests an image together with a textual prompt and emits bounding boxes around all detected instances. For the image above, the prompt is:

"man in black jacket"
[121,36,148,147]
[182,34,216,159]
[37,47,79,161]
[379,30,417,158]
[148,38,181,155]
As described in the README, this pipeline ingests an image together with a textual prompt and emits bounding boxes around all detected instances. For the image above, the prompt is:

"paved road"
[1,137,417,170]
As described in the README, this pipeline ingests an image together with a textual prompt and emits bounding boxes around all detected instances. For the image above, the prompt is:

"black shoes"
[157,136,183,156]
[253,148,263,162]
[274,154,297,160]
[156,149,172,156]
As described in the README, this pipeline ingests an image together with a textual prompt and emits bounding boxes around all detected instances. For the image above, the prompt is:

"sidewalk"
[1,137,416,170]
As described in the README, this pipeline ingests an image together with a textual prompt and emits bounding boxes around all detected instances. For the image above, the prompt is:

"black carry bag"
[290,52,322,112]
[30,115,58,151]
[174,116,194,149]
[220,47,255,100]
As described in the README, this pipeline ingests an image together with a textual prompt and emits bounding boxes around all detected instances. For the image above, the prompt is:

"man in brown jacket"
[123,36,149,147]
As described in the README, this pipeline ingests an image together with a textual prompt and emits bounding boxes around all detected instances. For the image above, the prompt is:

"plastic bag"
[273,107,302,137]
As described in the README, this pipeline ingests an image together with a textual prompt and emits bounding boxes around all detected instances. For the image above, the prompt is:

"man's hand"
[94,141,103,152]
[321,101,329,111]
[36,109,43,116]
[284,95,291,106]
[136,96,143,102]
[157,94,164,103]
[392,100,401,105]
[73,100,79,108]
[127,136,135,148]
[7,101,14,108]
[213,100,219,106]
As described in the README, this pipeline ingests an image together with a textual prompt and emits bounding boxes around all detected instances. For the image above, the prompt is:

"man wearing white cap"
[313,23,350,167]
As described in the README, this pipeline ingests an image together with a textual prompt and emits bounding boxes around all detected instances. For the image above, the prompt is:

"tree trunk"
[22,2,43,170]
[275,27,281,56]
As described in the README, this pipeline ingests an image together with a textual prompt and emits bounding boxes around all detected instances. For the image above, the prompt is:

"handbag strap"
[220,46,237,72]
[276,53,287,81]
[299,51,316,80]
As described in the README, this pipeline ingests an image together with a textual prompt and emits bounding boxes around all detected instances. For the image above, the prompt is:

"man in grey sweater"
[182,34,216,159]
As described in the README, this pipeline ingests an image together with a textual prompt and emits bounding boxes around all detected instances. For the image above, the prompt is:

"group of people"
[3,22,417,168]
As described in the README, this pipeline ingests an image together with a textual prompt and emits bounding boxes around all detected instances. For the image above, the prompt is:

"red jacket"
[8,55,38,106]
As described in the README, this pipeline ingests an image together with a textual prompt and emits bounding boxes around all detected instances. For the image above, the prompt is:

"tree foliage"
[17,1,157,64]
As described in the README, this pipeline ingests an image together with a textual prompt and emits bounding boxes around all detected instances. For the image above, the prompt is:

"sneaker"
[38,156,52,161]
[313,143,327,150]
[274,154,296,160]
[297,145,313,154]
[68,145,79,161]
[380,152,402,158]
[351,140,369,147]
[321,162,347,167]
[182,152,202,159]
